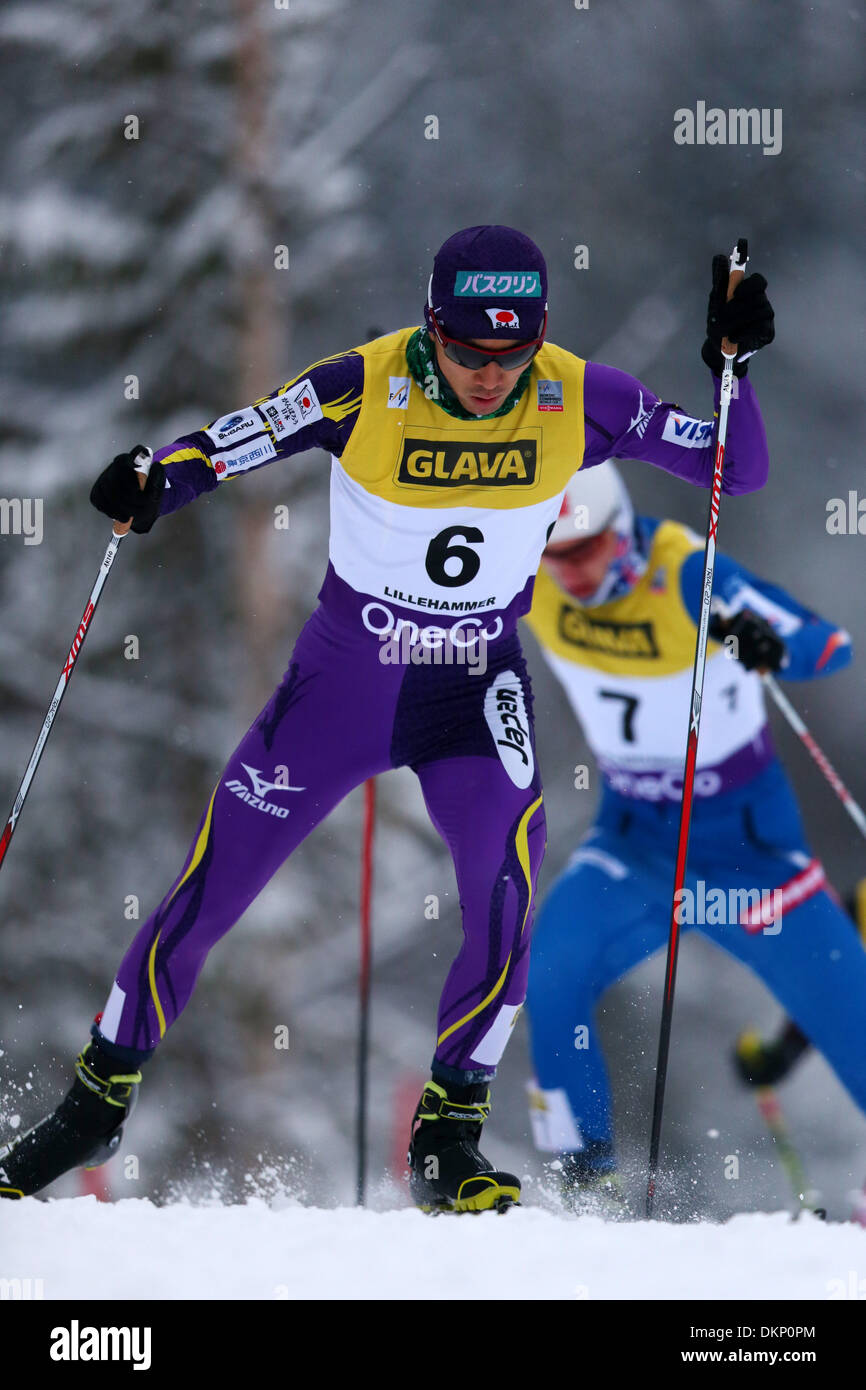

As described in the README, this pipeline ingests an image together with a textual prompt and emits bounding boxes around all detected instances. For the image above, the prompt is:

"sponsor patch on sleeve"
[258,378,326,436]
[212,436,277,479]
[258,378,323,438]
[661,411,715,449]
[205,407,265,447]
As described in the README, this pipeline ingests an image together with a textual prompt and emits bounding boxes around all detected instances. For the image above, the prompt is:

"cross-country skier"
[0,227,774,1212]
[522,459,863,1209]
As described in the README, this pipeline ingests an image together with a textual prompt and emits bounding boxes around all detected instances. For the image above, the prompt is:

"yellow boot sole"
[418,1175,521,1214]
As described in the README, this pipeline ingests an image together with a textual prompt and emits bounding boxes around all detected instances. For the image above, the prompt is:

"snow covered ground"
[3,1192,866,1301]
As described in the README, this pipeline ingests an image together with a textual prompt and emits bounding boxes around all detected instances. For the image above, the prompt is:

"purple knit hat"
[425,225,548,342]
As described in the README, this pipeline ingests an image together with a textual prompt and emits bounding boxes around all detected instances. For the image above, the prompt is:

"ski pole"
[762,674,866,842]
[355,776,376,1205]
[646,241,749,1218]
[0,447,153,876]
[753,1085,824,1218]
[758,681,866,1224]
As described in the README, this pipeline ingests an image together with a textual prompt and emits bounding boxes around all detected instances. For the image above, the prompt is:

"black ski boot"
[556,1142,626,1216]
[733,1025,809,1088]
[0,1041,142,1198]
[407,1079,520,1214]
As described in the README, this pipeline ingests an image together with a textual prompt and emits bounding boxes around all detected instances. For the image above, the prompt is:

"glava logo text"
[395,439,538,487]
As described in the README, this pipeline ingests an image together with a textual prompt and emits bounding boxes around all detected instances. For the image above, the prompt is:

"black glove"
[709,607,786,672]
[90,447,164,534]
[701,253,774,378]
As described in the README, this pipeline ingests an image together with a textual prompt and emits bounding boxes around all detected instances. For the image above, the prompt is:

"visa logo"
[661,412,715,449]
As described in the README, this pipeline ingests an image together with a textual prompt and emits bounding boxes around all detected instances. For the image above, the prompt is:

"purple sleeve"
[582,362,769,496]
[155,351,365,516]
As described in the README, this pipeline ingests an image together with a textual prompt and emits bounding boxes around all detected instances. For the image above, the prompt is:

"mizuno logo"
[224,765,306,819]
[241,764,305,798]
[627,391,657,439]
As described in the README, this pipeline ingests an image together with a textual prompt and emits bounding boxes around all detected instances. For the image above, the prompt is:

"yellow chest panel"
[339,328,587,510]
[525,521,719,676]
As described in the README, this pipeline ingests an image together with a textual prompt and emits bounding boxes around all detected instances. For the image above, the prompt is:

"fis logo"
[537,379,563,412]
[224,764,306,818]
[395,437,538,487]
[661,412,715,449]
[484,308,520,329]
[387,377,411,409]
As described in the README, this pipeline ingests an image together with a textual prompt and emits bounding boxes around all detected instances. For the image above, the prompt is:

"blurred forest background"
[1,0,864,1220]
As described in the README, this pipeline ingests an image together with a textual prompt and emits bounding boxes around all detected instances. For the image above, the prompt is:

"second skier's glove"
[701,253,774,378]
[709,608,786,672]
[90,447,165,534]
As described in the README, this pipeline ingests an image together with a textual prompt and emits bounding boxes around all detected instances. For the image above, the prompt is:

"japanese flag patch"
[259,379,323,438]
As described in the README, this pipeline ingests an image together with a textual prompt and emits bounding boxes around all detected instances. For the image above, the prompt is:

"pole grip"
[721,237,749,358]
[112,447,154,536]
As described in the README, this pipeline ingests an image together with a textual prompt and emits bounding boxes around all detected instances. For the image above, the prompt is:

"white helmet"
[546,459,630,547]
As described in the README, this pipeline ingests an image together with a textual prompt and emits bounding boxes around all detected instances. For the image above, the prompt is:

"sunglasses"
[543,530,612,560]
[426,304,547,372]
